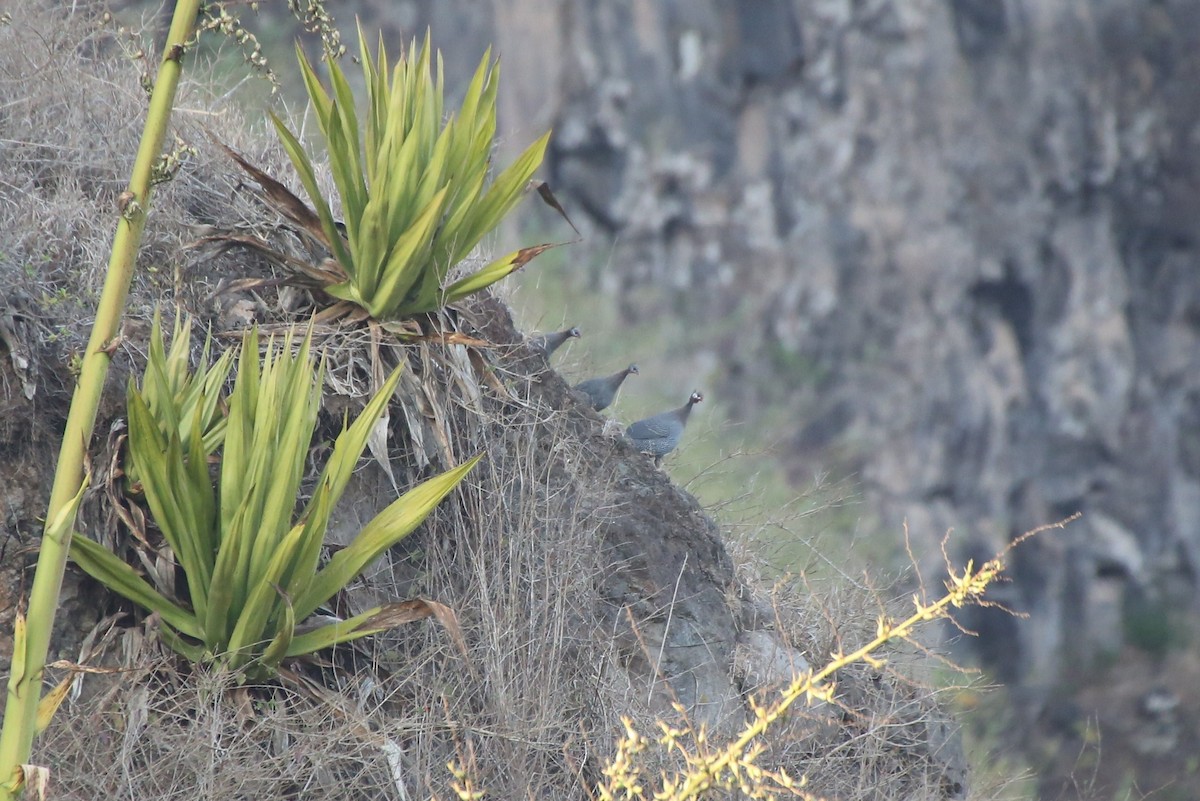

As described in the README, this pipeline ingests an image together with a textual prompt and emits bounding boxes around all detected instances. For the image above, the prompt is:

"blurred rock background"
[90,0,1200,796]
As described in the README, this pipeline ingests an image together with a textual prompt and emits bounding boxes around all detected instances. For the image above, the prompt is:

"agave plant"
[71,322,479,677]
[261,26,551,319]
[123,313,233,489]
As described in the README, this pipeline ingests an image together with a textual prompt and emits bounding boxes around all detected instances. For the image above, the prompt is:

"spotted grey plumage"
[530,326,580,357]
[574,364,639,411]
[626,390,703,464]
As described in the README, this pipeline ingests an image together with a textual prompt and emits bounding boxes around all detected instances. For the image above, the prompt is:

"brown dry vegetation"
[1,3,989,799]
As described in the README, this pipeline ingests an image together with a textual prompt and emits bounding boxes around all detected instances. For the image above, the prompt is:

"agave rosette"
[71,322,479,676]
[270,27,551,319]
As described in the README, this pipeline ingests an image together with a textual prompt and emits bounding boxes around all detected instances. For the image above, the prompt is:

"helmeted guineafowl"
[574,364,639,411]
[626,390,703,464]
[530,326,580,358]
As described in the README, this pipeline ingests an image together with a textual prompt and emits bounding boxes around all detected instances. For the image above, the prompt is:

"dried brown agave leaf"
[312,301,372,326]
[213,138,330,246]
[532,179,581,239]
[386,328,494,348]
[359,599,468,658]
[467,347,512,400]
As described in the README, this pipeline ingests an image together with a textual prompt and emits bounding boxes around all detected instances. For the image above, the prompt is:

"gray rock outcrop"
[382,0,1200,690]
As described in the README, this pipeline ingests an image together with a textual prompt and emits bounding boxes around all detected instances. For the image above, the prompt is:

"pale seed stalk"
[0,3,202,795]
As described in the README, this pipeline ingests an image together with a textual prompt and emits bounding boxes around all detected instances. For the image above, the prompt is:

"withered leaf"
[363,599,468,658]
[467,347,513,399]
[213,137,330,246]
[532,180,581,239]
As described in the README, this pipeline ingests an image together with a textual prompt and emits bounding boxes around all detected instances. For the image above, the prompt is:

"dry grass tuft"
[41,662,413,799]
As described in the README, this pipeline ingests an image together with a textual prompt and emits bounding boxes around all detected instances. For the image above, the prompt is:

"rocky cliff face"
[384,0,1200,675]
[0,4,970,797]
[371,0,1200,793]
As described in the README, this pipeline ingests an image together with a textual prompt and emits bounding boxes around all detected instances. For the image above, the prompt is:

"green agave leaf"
[322,280,367,305]
[379,125,429,243]
[300,363,403,515]
[360,25,388,177]
[282,479,335,603]
[451,131,551,265]
[478,57,502,132]
[285,598,462,658]
[157,625,206,662]
[372,186,449,318]
[285,608,382,657]
[141,313,183,437]
[290,364,404,596]
[294,454,482,621]
[438,243,557,308]
[410,122,454,229]
[384,56,412,158]
[445,68,496,200]
[269,112,355,275]
[70,535,201,639]
[204,504,243,650]
[284,604,409,657]
[452,51,492,153]
[327,60,366,222]
[351,194,388,300]
[323,106,361,247]
[126,390,212,615]
[245,333,320,582]
[183,409,217,572]
[464,72,499,173]
[295,41,333,130]
[219,327,259,537]
[226,521,307,667]
[197,348,234,454]
[431,170,487,270]
[237,343,283,587]
[257,588,295,672]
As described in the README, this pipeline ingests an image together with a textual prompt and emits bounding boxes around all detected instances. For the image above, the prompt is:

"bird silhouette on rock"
[574,364,639,411]
[530,326,580,358]
[626,390,703,465]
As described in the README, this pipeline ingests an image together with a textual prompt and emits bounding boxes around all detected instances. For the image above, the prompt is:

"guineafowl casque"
[530,326,580,358]
[626,390,703,465]
[574,364,639,411]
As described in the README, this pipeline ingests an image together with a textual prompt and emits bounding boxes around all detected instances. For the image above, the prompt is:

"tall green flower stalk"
[0,3,203,796]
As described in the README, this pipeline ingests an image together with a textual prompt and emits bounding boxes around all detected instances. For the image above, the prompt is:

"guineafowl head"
[627,364,639,375]
[689,391,703,405]
[568,327,581,339]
